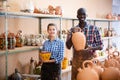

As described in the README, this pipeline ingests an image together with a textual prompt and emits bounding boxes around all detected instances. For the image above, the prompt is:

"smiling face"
[47,23,57,38]
[77,8,87,23]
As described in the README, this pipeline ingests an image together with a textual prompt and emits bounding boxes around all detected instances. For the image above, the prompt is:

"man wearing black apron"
[66,8,103,80]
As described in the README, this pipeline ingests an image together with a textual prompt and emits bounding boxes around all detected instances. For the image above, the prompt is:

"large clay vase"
[72,32,86,51]
[76,60,99,80]
[101,67,120,80]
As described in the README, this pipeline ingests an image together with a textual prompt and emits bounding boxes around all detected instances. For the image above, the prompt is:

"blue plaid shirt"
[75,23,103,48]
[42,38,64,63]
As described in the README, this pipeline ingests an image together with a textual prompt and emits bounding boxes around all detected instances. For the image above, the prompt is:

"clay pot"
[113,51,120,70]
[39,51,51,61]
[101,67,120,80]
[76,60,99,80]
[72,32,86,51]
[91,59,103,78]
[106,13,112,19]
[0,32,16,49]
[0,37,6,50]
[15,30,23,47]
[48,5,55,14]
[113,51,120,63]
[34,7,41,13]
[55,6,62,15]
[104,54,119,68]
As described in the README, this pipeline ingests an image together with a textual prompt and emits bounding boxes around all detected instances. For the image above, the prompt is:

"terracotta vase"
[48,5,55,14]
[72,32,86,51]
[113,51,120,70]
[76,60,99,80]
[113,51,120,63]
[15,30,23,47]
[106,13,112,19]
[101,67,120,80]
[55,6,62,15]
[91,59,103,79]
[104,54,119,68]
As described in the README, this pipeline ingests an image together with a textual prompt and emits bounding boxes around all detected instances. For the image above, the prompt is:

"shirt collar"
[76,22,88,30]
[48,37,59,42]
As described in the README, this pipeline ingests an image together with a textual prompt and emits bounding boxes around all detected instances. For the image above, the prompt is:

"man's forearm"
[66,34,73,49]
[66,39,73,49]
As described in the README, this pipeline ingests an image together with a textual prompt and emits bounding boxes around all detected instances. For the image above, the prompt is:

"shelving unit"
[92,19,120,51]
[0,11,62,80]
[62,17,120,61]
[0,11,120,80]
[0,46,40,56]
[0,11,61,18]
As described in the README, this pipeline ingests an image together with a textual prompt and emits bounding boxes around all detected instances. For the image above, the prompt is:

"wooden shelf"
[0,46,40,56]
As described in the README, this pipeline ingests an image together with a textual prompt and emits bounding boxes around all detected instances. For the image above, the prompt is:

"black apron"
[41,62,61,80]
[66,25,95,80]
[71,49,94,80]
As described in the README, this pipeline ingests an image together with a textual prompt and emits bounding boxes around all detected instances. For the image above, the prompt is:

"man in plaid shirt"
[66,8,103,80]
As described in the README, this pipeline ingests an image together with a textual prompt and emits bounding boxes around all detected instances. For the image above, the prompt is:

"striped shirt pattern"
[42,38,64,63]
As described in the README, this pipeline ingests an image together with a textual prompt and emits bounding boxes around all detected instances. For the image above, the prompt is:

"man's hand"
[85,46,93,50]
[71,27,81,33]
[66,33,72,41]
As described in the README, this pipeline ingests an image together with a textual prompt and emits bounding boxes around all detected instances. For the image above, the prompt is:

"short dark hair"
[47,23,57,30]
[77,8,86,15]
